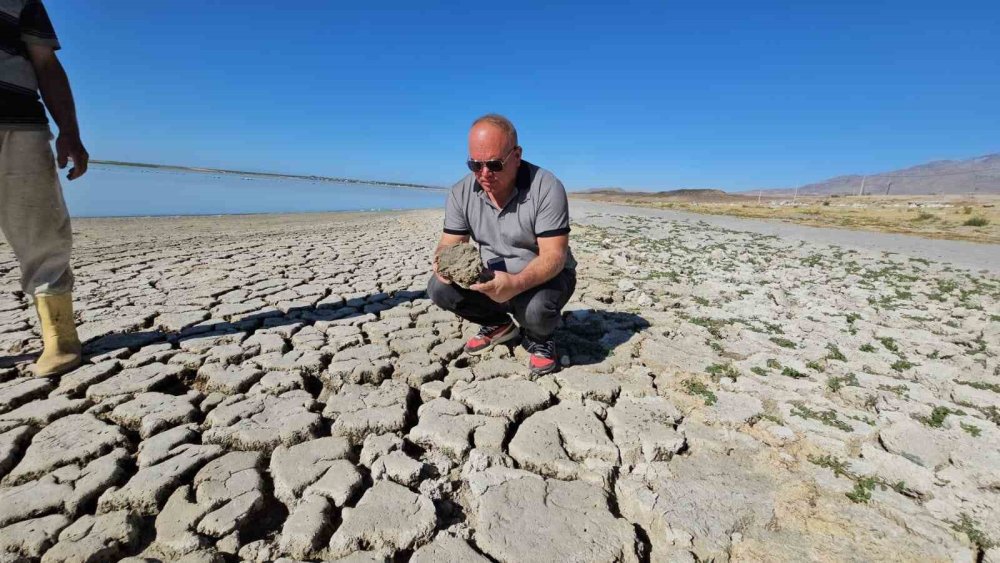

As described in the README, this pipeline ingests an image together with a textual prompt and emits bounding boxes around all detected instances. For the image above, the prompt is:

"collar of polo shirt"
[474,161,532,211]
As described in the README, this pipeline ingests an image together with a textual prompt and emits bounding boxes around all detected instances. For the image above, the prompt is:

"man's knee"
[427,274,460,311]
[520,292,562,336]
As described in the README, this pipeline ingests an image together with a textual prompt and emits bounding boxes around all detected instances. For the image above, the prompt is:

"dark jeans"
[427,269,577,341]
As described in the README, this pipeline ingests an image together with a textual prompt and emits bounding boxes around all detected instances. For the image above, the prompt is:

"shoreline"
[70,205,442,221]
[91,160,447,191]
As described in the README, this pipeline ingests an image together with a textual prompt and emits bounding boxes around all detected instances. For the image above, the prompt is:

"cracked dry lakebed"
[0,207,997,562]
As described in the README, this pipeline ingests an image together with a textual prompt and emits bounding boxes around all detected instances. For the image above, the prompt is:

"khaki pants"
[0,129,74,296]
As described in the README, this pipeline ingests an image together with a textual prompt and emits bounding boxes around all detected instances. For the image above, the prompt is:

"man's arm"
[471,235,567,303]
[432,232,470,284]
[512,235,567,290]
[26,44,88,180]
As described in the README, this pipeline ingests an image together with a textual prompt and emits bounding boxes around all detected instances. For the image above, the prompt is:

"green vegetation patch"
[960,422,982,437]
[682,379,717,406]
[951,513,996,550]
[877,336,901,355]
[770,336,796,349]
[915,406,965,428]
[808,454,850,477]
[846,477,878,504]
[782,366,807,379]
[827,373,859,392]
[807,454,912,503]
[790,402,852,432]
[805,360,825,372]
[683,315,730,339]
[824,343,847,362]
[890,359,916,372]
[706,362,740,381]
[955,379,1000,394]
[877,383,908,397]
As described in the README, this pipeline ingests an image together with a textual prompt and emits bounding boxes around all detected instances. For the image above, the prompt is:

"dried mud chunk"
[437,244,483,288]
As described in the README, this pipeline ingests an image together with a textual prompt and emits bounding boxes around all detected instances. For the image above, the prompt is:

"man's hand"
[56,133,88,180]
[470,271,521,303]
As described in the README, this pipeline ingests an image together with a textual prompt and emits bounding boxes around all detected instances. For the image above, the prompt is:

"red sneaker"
[525,337,558,376]
[464,322,519,355]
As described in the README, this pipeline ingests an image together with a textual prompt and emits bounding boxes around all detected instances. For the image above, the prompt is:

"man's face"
[468,123,521,197]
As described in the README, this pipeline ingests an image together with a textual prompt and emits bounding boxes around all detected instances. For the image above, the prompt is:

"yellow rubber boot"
[33,293,82,377]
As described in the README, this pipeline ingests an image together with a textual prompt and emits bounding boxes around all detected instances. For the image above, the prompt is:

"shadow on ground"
[555,309,651,366]
[1,293,650,373]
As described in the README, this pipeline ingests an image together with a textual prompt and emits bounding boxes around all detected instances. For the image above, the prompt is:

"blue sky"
[50,0,999,191]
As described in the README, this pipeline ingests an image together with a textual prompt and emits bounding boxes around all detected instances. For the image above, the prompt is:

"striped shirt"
[1,0,60,129]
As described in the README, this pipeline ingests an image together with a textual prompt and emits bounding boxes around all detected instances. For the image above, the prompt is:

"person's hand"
[433,253,452,285]
[470,271,520,303]
[56,133,88,180]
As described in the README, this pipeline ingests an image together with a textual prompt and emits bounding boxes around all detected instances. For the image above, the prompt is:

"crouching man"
[428,114,576,376]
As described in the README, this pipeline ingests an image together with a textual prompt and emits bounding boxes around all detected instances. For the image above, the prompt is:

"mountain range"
[760,153,1000,196]
[580,153,1000,197]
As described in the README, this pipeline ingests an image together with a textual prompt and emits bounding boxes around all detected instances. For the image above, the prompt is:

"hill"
[766,153,1000,196]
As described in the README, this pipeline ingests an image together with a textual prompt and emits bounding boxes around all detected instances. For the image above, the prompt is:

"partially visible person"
[1,0,89,376]
[428,114,576,376]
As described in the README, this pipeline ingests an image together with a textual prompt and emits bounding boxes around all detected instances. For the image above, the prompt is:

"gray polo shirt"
[444,160,576,275]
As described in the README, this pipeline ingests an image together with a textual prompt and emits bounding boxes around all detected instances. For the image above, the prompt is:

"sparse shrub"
[770,337,796,349]
[827,374,859,392]
[916,406,965,428]
[808,454,850,477]
[936,279,958,294]
[682,379,717,406]
[846,477,877,503]
[960,422,981,437]
[751,366,768,376]
[706,362,740,381]
[782,366,807,379]
[877,337,900,354]
[825,343,847,362]
[860,343,876,352]
[877,383,908,397]
[790,402,852,431]
[912,212,935,222]
[963,216,989,227]
[955,379,1000,393]
[890,359,915,372]
[961,206,973,215]
[951,513,996,550]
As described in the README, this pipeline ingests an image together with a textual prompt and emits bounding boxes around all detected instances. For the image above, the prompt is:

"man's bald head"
[470,114,518,151]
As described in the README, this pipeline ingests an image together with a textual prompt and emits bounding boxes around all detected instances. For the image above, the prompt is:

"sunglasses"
[467,146,518,173]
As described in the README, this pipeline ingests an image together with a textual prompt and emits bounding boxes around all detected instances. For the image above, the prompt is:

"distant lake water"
[63,165,447,218]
